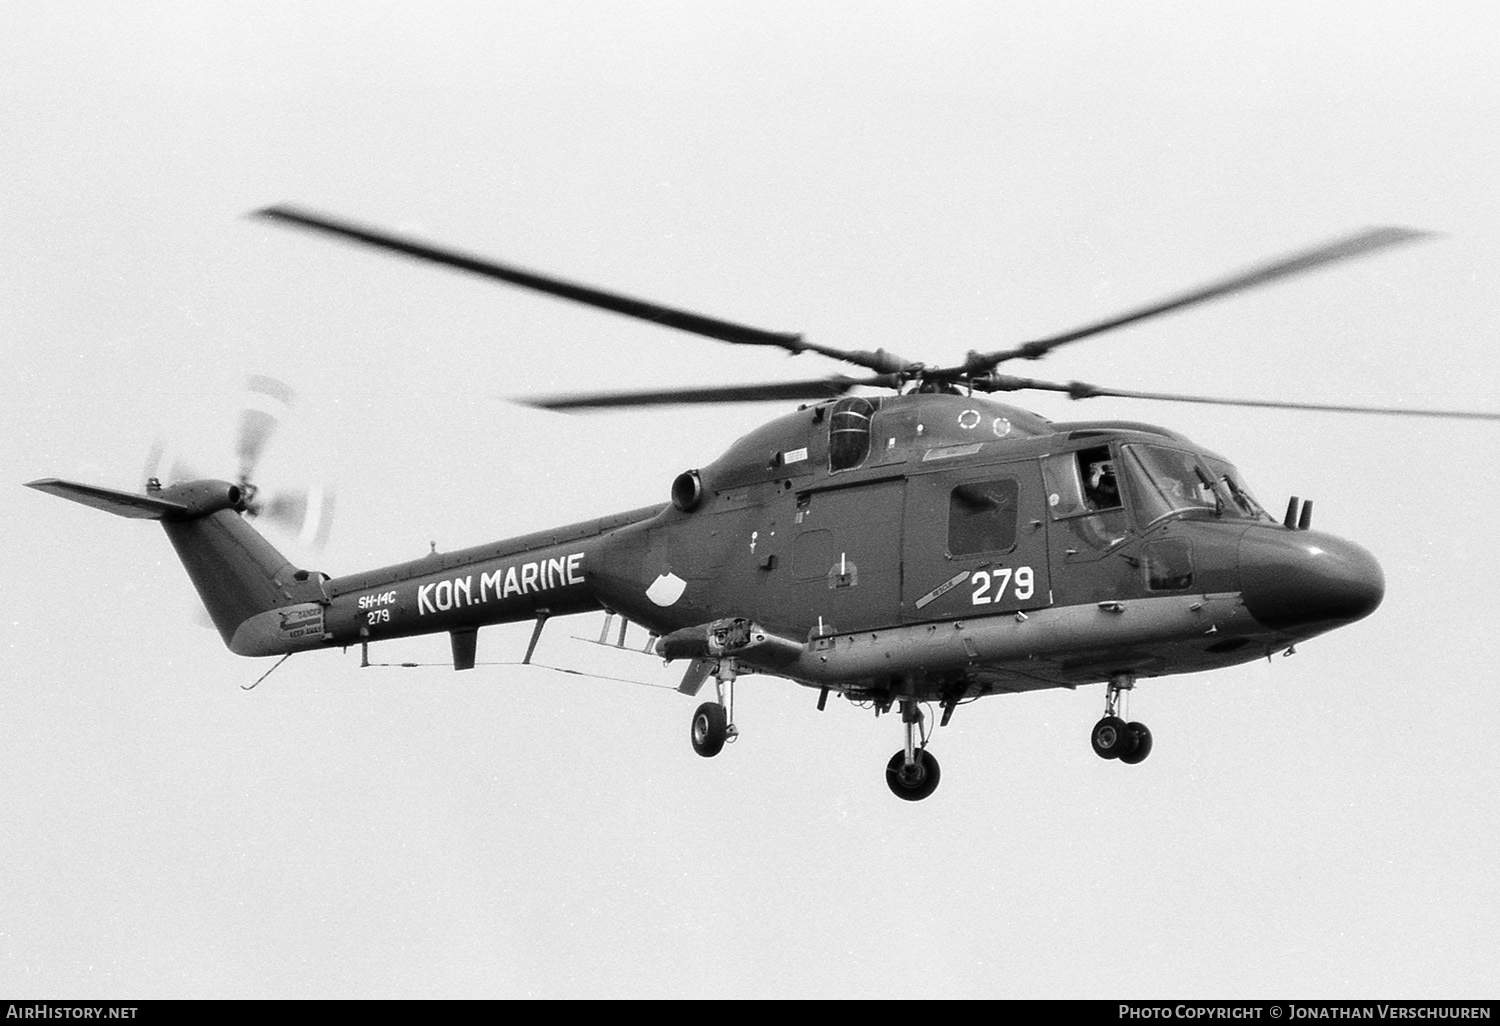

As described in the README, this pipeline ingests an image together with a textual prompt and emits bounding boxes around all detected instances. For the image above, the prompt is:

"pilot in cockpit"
[1084,459,1121,511]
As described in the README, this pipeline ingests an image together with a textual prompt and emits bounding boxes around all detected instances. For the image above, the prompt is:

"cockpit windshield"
[1121,444,1270,525]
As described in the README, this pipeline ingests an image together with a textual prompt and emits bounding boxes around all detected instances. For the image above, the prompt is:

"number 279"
[971,566,1034,605]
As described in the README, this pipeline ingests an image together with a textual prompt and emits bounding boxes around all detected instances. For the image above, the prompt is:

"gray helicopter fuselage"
[230,392,1384,704]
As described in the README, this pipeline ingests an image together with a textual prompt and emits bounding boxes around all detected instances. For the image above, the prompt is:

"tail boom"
[29,474,667,661]
[285,505,665,658]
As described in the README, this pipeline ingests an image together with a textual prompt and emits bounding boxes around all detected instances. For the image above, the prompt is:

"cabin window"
[948,478,1020,556]
[1042,445,1123,517]
[828,397,877,472]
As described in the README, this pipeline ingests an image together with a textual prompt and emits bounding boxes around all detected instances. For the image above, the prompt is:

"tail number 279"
[971,566,1035,605]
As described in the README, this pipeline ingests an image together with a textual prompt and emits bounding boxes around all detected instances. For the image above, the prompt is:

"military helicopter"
[27,209,1500,800]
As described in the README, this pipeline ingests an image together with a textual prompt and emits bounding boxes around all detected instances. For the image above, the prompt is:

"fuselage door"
[785,477,906,635]
[900,459,1052,622]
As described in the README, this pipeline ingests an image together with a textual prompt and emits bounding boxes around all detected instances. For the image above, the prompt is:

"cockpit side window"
[1081,449,1122,511]
[1043,445,1123,517]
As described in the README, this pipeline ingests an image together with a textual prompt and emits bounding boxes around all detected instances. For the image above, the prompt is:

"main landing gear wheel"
[1091,715,1132,760]
[1119,722,1153,765]
[691,701,728,758]
[886,749,941,802]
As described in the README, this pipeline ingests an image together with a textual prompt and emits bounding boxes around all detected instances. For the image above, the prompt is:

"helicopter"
[27,208,1500,801]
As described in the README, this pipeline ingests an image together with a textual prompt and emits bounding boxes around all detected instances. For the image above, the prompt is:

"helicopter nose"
[1239,527,1385,632]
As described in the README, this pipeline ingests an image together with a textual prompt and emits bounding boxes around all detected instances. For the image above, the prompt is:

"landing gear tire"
[691,702,728,758]
[1118,721,1153,765]
[1091,715,1132,760]
[885,749,941,801]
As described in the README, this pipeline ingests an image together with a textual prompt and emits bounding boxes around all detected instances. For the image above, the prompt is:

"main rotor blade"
[974,373,1500,421]
[257,205,799,348]
[255,206,921,375]
[517,375,895,411]
[956,227,1434,372]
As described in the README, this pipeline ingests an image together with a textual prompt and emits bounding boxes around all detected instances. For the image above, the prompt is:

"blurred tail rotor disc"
[143,374,336,548]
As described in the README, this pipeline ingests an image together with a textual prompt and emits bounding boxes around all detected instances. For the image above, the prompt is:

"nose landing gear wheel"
[1091,715,1131,759]
[691,701,728,758]
[885,749,941,801]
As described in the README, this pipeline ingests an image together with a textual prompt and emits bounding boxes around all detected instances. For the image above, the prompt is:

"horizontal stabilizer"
[25,478,192,520]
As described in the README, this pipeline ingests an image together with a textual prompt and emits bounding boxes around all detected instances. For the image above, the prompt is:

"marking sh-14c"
[416,552,585,616]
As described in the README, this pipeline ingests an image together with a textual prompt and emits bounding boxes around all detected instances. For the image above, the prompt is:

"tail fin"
[26,478,325,649]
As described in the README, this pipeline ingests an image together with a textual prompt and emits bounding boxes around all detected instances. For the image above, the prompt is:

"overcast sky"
[4,0,1499,999]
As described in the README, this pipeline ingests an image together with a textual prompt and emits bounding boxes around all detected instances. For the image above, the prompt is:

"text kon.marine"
[416,553,585,616]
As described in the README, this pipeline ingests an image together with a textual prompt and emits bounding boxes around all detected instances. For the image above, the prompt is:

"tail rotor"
[145,374,336,548]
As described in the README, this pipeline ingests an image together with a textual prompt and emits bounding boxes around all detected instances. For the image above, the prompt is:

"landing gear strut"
[690,659,740,758]
[886,699,941,801]
[1092,672,1152,765]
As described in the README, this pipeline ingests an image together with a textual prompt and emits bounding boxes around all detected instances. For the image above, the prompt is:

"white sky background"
[3,0,1499,999]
